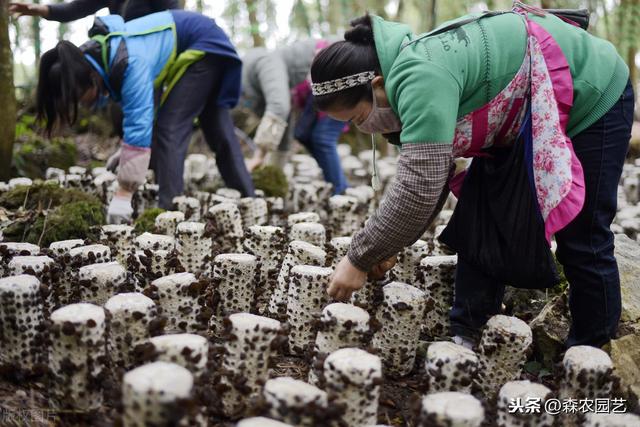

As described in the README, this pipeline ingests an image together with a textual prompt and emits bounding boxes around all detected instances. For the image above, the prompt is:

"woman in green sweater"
[311,4,634,348]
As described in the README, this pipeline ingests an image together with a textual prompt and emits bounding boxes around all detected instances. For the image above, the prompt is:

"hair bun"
[345,15,374,45]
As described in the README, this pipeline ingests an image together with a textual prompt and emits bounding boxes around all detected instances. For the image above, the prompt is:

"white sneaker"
[452,335,475,350]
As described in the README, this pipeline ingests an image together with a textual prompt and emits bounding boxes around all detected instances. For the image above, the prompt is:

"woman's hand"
[246,148,265,171]
[368,255,397,281]
[106,189,134,224]
[328,256,368,301]
[9,3,49,18]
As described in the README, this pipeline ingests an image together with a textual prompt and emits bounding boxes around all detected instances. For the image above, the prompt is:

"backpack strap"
[400,11,508,51]
[400,4,589,52]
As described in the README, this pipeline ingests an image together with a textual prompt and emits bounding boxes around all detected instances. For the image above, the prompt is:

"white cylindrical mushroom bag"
[286,265,332,355]
[104,292,157,371]
[559,345,613,400]
[49,303,107,411]
[122,361,195,427]
[496,380,553,427]
[268,240,326,319]
[218,313,283,417]
[371,282,426,377]
[0,275,47,373]
[417,392,484,427]
[425,341,478,394]
[242,225,286,314]
[323,348,382,427]
[476,315,533,398]
[309,302,371,385]
[262,376,328,427]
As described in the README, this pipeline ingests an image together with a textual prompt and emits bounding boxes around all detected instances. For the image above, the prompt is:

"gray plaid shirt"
[347,143,453,271]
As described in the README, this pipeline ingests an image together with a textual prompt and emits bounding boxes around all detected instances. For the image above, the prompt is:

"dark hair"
[311,14,381,112]
[36,41,96,136]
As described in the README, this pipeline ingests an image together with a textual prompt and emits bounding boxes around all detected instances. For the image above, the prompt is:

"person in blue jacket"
[36,10,255,222]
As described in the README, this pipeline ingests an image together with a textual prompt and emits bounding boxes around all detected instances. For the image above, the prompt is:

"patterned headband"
[311,71,376,96]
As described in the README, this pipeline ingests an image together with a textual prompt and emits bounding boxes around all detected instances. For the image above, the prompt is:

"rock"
[528,293,570,367]
[609,333,640,409]
[614,234,640,322]
[503,287,548,322]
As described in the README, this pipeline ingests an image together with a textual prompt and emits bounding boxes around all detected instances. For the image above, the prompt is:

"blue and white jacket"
[81,10,242,150]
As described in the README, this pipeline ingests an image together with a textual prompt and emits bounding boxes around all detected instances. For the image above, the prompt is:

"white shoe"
[452,335,475,350]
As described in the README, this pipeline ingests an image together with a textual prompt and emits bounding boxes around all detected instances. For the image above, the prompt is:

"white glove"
[253,111,288,152]
[107,195,133,224]
[106,147,122,172]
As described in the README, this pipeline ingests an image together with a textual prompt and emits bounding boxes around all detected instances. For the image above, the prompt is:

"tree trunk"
[429,0,437,31]
[327,0,342,33]
[315,0,324,34]
[245,0,265,47]
[56,0,67,40]
[629,46,637,98]
[0,0,16,181]
[374,0,388,20]
[31,0,41,66]
[395,0,404,20]
[196,0,204,12]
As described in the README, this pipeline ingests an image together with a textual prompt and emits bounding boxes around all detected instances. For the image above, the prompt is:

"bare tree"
[429,0,437,31]
[245,0,265,46]
[0,0,16,181]
[57,0,67,40]
[31,0,40,65]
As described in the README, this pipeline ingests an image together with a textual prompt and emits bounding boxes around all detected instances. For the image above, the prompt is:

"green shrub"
[251,165,288,198]
[134,208,165,234]
[15,114,37,139]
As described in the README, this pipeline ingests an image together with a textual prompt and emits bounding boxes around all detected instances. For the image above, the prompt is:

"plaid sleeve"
[347,142,453,272]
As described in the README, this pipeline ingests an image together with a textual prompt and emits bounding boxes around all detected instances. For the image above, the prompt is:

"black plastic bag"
[438,117,559,289]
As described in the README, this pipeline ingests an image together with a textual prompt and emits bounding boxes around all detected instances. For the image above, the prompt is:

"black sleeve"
[153,0,180,12]
[47,0,108,23]
[122,0,181,21]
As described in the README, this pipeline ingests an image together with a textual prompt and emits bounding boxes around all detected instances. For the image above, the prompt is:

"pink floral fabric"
[529,35,572,219]
[527,20,585,242]
[451,49,530,158]
[449,11,585,243]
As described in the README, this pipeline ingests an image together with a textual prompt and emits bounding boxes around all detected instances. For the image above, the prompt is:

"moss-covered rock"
[609,332,640,410]
[528,292,570,368]
[27,201,104,246]
[549,252,569,296]
[614,234,640,323]
[251,165,288,198]
[13,136,77,179]
[133,208,165,234]
[0,182,97,211]
[1,184,105,246]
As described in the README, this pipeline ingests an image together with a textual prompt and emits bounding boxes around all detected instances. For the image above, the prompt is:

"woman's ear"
[372,75,385,88]
[371,75,389,106]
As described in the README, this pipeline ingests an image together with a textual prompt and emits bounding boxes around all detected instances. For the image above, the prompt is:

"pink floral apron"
[449,6,585,244]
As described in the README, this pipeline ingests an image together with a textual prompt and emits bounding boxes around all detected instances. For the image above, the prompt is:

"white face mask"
[356,92,403,134]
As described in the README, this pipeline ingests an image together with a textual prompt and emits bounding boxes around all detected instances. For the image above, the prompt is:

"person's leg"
[309,115,349,194]
[555,81,634,348]
[153,56,217,208]
[199,100,255,196]
[449,256,506,341]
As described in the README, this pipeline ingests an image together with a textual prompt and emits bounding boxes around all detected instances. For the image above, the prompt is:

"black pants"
[450,81,635,348]
[152,54,255,208]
